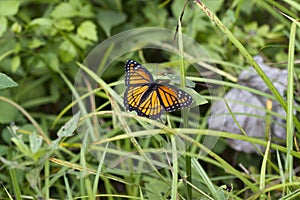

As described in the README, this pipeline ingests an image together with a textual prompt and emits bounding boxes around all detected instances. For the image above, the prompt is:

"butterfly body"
[139,82,159,102]
[124,60,193,119]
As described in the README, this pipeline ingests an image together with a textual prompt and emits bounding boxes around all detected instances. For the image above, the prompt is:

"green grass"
[0,0,300,199]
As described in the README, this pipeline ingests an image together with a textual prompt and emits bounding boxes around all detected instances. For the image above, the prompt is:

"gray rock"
[208,56,287,153]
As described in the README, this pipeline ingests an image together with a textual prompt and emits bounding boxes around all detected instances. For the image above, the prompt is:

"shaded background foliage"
[1,0,293,127]
[0,0,299,199]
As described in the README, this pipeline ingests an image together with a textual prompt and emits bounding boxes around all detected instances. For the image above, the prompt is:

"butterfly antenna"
[174,0,189,41]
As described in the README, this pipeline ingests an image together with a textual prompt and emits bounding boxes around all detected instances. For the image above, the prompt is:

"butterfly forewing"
[125,60,154,86]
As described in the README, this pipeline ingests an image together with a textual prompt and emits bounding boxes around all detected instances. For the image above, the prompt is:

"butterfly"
[124,60,193,119]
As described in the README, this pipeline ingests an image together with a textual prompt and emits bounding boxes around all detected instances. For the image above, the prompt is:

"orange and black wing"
[124,60,193,119]
[156,84,193,112]
[124,85,165,119]
[125,60,153,86]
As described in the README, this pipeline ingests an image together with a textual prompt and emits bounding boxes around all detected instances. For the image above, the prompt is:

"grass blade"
[93,143,109,196]
[259,140,271,199]
[285,20,296,184]
[191,158,216,199]
[171,135,178,199]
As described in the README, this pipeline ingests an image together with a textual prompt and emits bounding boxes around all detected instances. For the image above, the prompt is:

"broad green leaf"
[184,87,208,106]
[77,21,98,41]
[143,2,168,26]
[0,145,8,156]
[11,55,20,73]
[97,10,126,37]
[57,112,80,138]
[258,25,270,36]
[25,54,45,71]
[10,21,22,33]
[59,40,77,63]
[0,1,20,16]
[1,128,12,145]
[13,43,21,54]
[240,0,254,15]
[50,2,77,18]
[28,38,45,49]
[28,18,56,36]
[68,34,92,49]
[51,1,93,18]
[28,18,53,27]
[223,10,236,28]
[69,0,94,18]
[201,0,224,12]
[43,53,59,72]
[0,91,19,124]
[54,19,75,31]
[0,73,18,90]
[0,16,7,37]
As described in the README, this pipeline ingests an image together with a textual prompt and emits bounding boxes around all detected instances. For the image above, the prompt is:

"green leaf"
[11,55,20,73]
[1,128,12,145]
[96,10,126,37]
[143,2,168,26]
[184,87,208,106]
[29,131,43,154]
[201,0,224,12]
[216,184,232,200]
[77,21,98,41]
[69,0,94,18]
[28,18,56,36]
[59,40,77,63]
[50,2,77,18]
[68,33,92,49]
[28,18,53,27]
[57,112,80,138]
[0,145,8,156]
[145,179,170,199]
[0,16,7,37]
[13,43,21,54]
[10,21,22,33]
[0,73,18,90]
[0,1,20,16]
[51,1,93,19]
[223,10,236,28]
[0,93,19,124]
[43,53,59,72]
[28,38,45,49]
[258,25,270,36]
[11,137,32,157]
[54,19,75,31]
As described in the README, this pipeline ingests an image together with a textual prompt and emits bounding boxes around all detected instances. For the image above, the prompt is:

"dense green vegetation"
[0,0,300,199]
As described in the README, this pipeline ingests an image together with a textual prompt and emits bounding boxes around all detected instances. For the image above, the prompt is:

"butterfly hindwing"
[124,85,148,110]
[157,84,193,112]
[124,85,165,119]
[124,60,193,119]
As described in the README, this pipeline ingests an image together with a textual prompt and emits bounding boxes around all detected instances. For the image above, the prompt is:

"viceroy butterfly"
[124,60,193,119]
